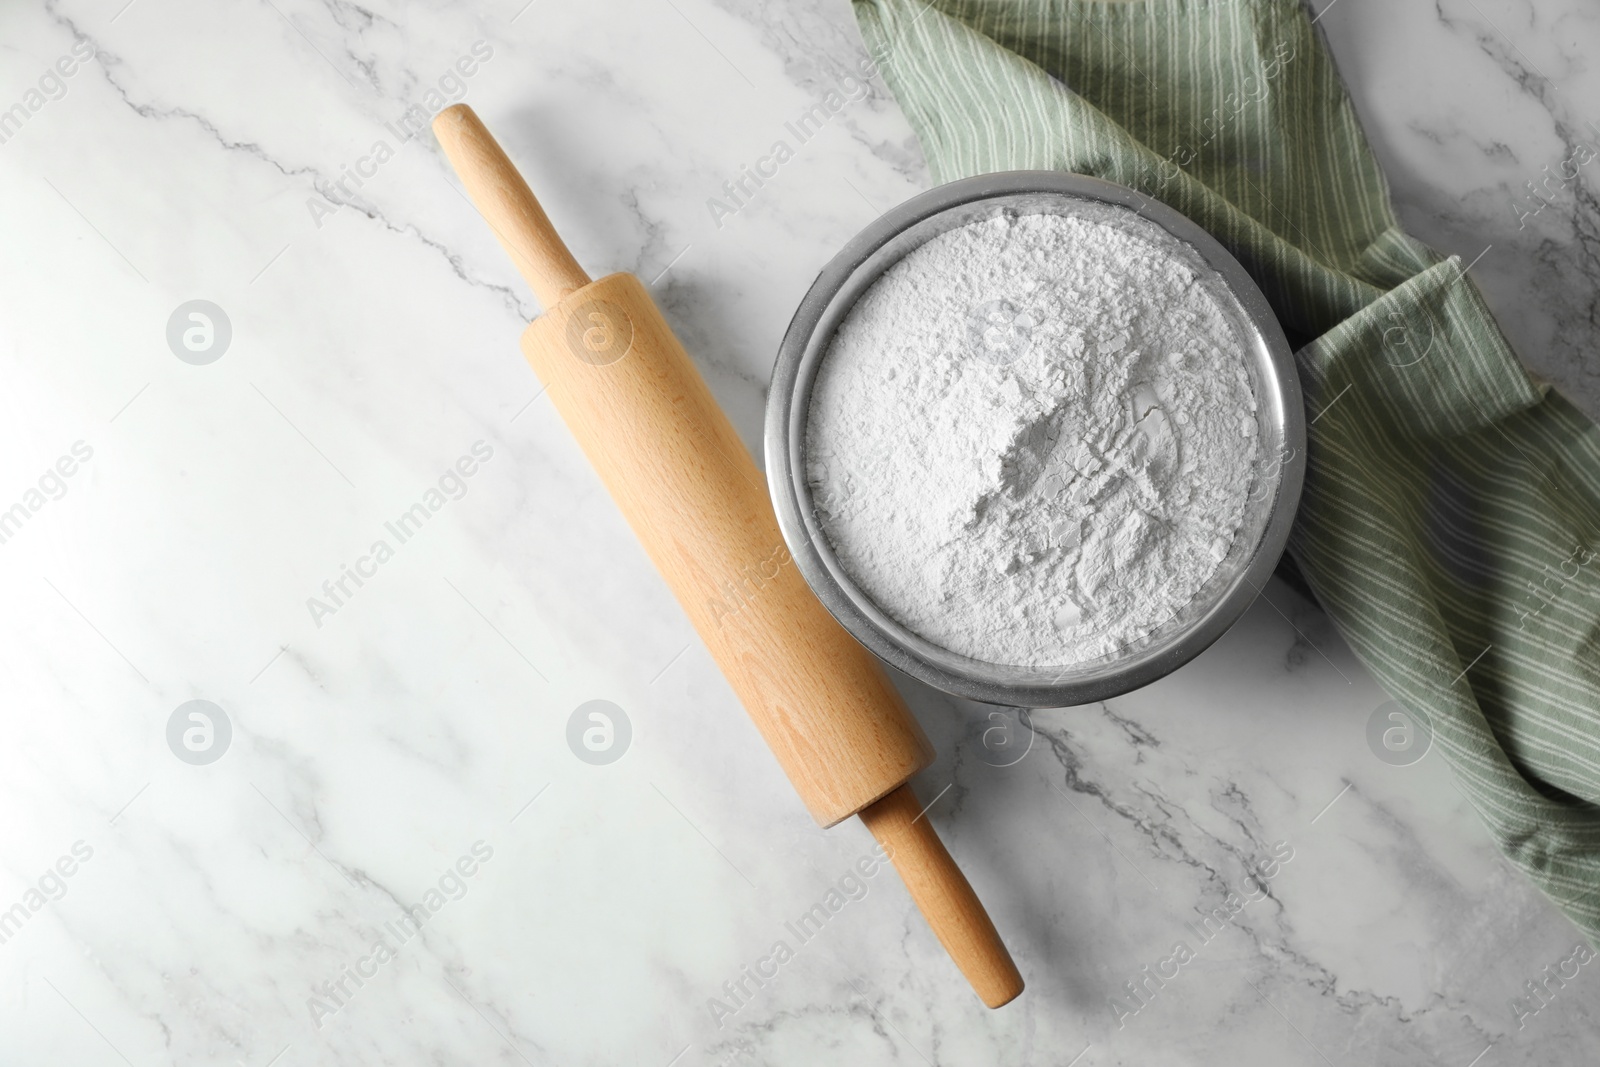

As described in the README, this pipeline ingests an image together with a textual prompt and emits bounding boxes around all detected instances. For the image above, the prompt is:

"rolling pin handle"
[432,103,591,309]
[858,784,1025,1008]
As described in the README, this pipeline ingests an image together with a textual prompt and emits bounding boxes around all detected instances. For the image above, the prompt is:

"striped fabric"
[854,0,1600,940]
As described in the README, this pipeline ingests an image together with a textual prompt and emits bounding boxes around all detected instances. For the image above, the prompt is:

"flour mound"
[805,210,1260,667]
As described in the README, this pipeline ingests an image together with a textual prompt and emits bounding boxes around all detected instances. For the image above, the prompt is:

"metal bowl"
[765,172,1304,708]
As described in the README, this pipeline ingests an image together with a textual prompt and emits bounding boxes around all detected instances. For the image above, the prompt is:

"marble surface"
[1,0,1596,1064]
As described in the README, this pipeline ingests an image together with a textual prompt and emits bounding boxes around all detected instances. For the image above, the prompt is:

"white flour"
[806,210,1260,667]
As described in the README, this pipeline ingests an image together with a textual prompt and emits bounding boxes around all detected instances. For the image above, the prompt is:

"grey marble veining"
[0,1,1596,1065]
[1327,0,1600,422]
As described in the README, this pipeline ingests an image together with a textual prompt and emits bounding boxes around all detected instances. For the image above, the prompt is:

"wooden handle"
[433,104,591,308]
[859,784,1025,1008]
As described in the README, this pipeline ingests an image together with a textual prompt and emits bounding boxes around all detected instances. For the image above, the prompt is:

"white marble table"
[2,1,1597,1064]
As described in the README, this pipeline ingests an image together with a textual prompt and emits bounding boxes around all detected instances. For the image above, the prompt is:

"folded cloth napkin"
[853,0,1600,941]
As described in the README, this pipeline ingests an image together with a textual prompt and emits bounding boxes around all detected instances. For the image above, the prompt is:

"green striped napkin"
[853,0,1600,941]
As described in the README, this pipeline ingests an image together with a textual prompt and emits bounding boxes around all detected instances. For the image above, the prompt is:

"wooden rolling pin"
[433,104,1023,1008]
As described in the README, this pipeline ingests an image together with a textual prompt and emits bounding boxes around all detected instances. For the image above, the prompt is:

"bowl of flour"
[766,172,1303,707]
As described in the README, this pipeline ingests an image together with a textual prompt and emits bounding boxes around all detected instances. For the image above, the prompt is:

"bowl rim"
[764,170,1305,708]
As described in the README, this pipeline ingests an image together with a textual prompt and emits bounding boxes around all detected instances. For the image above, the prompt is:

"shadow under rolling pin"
[432,103,1023,1009]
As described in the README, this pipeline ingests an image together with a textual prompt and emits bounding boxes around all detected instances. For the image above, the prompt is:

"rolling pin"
[433,104,1023,1008]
